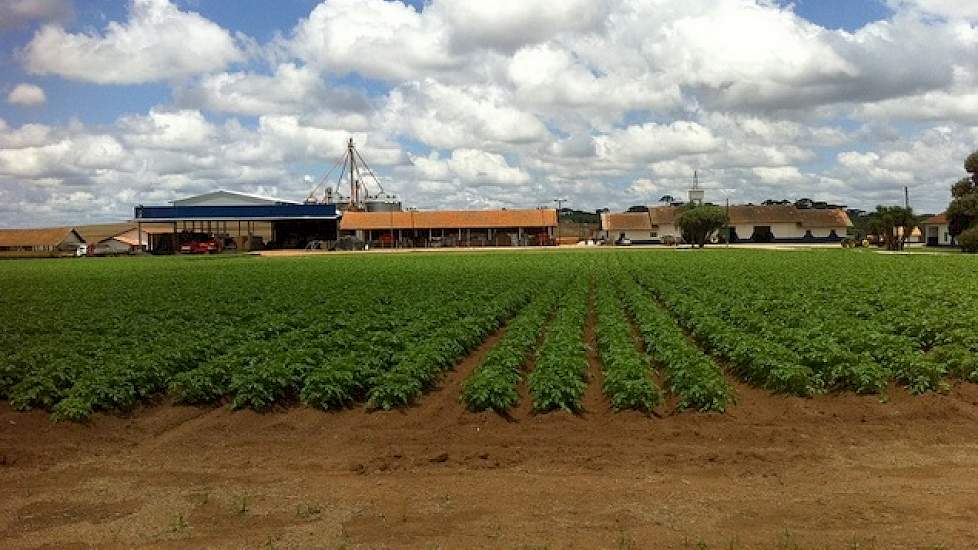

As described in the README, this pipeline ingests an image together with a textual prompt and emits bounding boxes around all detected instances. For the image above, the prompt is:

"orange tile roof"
[0,227,83,247]
[601,212,654,231]
[340,209,557,230]
[923,214,947,224]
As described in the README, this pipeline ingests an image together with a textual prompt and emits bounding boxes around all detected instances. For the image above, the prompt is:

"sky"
[1,0,978,227]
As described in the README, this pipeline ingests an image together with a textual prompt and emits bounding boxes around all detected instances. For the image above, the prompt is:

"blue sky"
[1,0,977,226]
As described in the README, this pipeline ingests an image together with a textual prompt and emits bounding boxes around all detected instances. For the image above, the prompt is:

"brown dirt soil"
[5,376,978,549]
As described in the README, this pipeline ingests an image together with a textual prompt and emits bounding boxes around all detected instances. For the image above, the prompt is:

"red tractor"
[178,232,223,254]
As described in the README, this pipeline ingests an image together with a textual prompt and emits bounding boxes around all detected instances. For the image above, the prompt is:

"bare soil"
[4,379,978,549]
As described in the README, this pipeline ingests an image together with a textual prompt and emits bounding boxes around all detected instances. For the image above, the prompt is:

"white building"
[921,214,955,247]
[601,205,852,244]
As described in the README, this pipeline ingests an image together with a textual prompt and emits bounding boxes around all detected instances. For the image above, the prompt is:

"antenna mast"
[688,169,705,206]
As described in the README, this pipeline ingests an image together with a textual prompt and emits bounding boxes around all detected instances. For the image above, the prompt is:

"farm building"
[921,214,955,246]
[601,205,852,244]
[134,189,338,252]
[93,226,174,255]
[0,227,86,254]
[340,209,558,247]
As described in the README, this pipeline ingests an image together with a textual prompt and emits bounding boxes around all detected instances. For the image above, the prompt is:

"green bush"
[959,226,978,253]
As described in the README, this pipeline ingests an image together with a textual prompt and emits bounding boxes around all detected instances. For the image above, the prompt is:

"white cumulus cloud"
[7,83,46,106]
[21,0,244,84]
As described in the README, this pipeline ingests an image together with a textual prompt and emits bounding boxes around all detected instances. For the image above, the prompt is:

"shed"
[0,227,86,254]
[340,209,558,247]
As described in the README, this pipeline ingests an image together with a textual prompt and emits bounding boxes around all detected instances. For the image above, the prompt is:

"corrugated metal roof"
[340,209,558,230]
[171,189,300,206]
[0,227,83,247]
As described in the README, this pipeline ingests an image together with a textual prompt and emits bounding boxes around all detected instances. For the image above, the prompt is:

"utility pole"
[554,198,567,246]
[904,186,910,209]
[726,197,730,248]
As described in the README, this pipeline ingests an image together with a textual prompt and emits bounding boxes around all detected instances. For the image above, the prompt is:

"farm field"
[3,249,978,548]
[2,249,977,419]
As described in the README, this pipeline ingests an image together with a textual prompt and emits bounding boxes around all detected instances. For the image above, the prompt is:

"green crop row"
[528,275,590,412]
[621,261,816,396]
[593,274,663,411]
[460,281,564,412]
[367,285,532,410]
[613,268,731,412]
[619,251,952,395]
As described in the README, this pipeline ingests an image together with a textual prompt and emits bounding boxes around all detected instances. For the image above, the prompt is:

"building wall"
[924,223,954,246]
[57,232,86,251]
[608,229,663,243]
[604,222,848,244]
[94,239,133,255]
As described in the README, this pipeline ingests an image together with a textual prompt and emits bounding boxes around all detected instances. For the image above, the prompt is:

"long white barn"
[601,205,852,244]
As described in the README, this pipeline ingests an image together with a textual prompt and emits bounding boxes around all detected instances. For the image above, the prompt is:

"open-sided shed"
[134,189,339,252]
[340,209,558,247]
[0,227,86,254]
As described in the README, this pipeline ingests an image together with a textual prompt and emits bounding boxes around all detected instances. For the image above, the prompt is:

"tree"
[677,205,728,248]
[959,227,978,254]
[947,150,978,237]
[965,150,978,176]
[868,205,918,251]
[659,195,675,205]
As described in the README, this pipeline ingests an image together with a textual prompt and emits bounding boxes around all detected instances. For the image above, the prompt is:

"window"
[650,231,658,238]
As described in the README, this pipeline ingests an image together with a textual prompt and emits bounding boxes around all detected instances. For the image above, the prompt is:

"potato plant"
[612,266,730,411]
[528,275,590,412]
[593,273,663,411]
[460,282,564,412]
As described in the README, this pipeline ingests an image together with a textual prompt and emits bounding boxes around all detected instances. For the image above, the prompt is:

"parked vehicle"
[178,232,222,254]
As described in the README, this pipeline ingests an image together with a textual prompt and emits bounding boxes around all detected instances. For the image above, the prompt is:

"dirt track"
[4,355,978,549]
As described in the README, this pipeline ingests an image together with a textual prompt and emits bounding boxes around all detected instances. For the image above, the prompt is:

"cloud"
[118,109,216,151]
[752,166,806,184]
[21,0,243,84]
[595,122,721,164]
[410,149,531,186]
[7,83,46,106]
[384,79,549,150]
[174,63,370,119]
[0,0,72,30]
[888,0,978,19]
[434,0,609,52]
[7,0,978,225]
[289,0,458,81]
